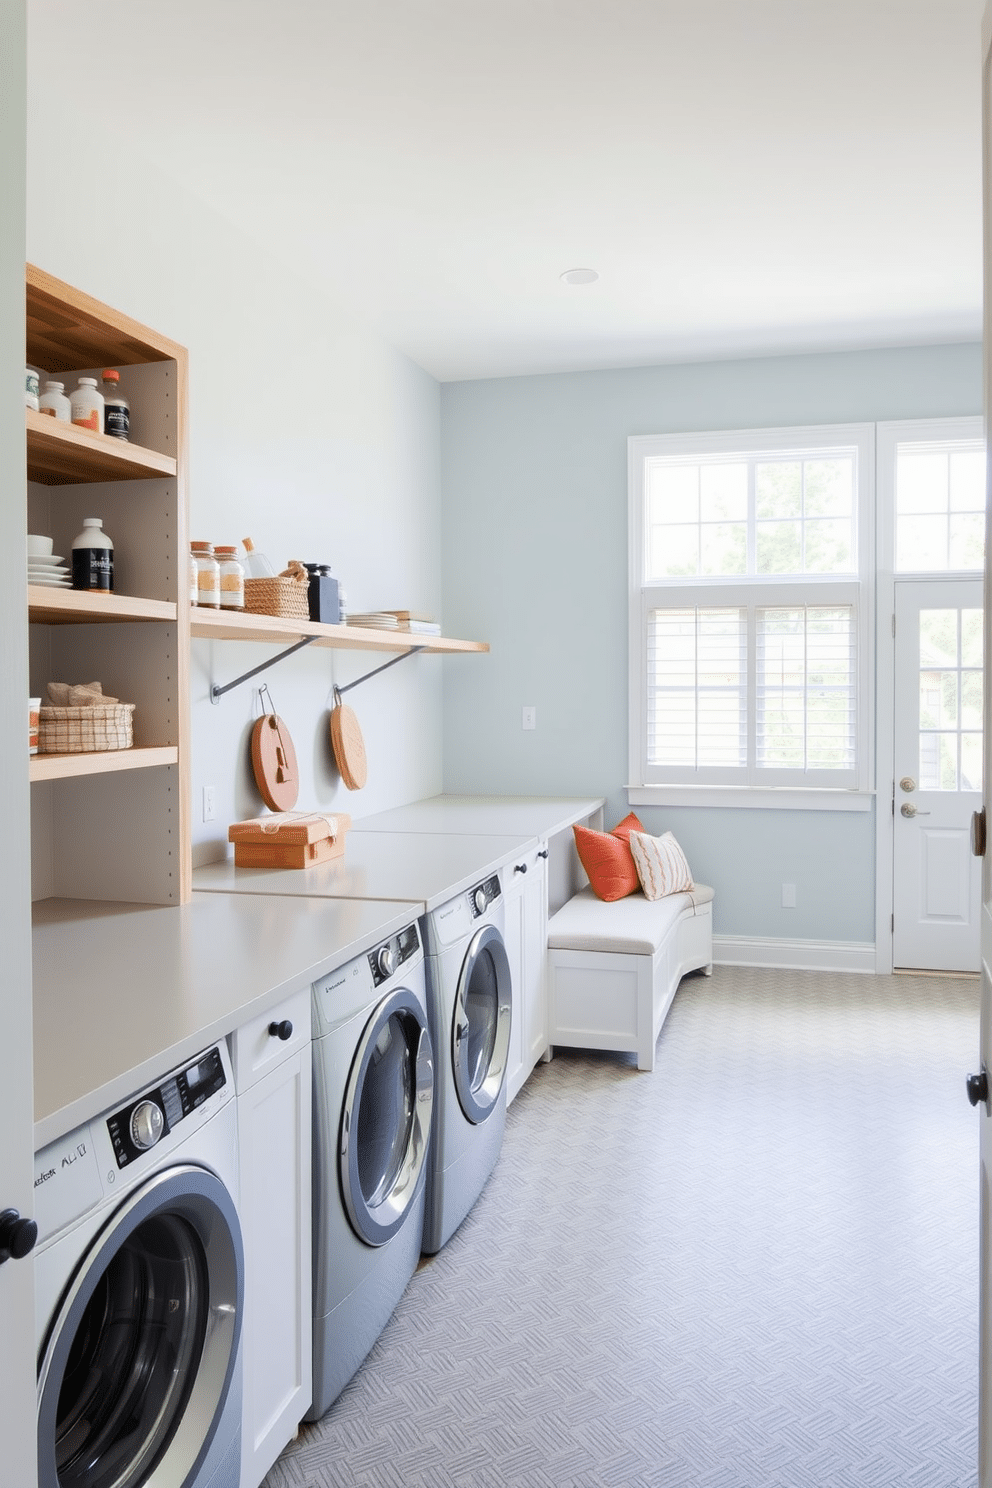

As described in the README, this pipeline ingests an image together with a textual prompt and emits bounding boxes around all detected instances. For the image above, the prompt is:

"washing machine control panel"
[106,1046,227,1169]
[369,922,421,986]
[469,875,501,918]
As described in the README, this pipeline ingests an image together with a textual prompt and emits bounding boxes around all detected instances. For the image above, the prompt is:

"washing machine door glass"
[452,923,511,1125]
[341,986,434,1248]
[37,1166,243,1488]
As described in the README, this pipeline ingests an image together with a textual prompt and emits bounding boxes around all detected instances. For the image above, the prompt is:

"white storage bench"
[546,884,714,1071]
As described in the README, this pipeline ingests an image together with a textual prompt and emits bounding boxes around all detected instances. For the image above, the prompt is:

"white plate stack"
[28,552,72,588]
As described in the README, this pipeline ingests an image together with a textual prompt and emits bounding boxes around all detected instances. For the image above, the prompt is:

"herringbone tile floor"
[263,966,980,1487]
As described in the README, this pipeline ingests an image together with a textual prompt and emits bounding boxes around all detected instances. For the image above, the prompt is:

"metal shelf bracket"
[209,637,319,704]
[209,639,426,705]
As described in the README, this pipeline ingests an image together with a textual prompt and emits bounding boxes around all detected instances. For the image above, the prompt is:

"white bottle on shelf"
[38,381,71,421]
[71,517,114,592]
[70,377,104,434]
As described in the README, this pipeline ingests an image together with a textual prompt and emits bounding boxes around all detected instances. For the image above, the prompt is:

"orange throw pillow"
[610,811,645,843]
[573,821,641,902]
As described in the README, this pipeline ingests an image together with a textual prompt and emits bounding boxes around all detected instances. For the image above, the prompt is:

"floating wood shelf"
[30,746,179,784]
[26,410,177,486]
[189,605,489,655]
[28,586,177,624]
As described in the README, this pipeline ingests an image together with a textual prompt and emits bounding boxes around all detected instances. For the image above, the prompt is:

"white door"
[978,14,992,1482]
[892,579,983,971]
[0,2,38,1478]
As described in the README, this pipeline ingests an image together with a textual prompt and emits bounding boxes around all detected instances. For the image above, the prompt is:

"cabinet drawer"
[229,987,311,1091]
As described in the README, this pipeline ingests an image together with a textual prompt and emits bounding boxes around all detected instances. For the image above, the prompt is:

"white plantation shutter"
[647,608,745,768]
[756,607,856,773]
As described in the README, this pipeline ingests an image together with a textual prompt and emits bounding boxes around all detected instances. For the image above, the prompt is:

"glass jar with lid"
[213,545,245,611]
[190,542,221,608]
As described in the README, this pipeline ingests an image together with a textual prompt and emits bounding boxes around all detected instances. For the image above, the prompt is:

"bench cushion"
[547,884,714,956]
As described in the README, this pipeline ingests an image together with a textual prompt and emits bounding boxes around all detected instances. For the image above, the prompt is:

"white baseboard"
[712,935,876,974]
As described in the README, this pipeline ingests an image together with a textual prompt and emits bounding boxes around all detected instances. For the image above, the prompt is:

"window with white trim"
[629,424,874,798]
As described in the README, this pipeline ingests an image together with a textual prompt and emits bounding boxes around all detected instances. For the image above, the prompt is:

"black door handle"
[0,1208,38,1265]
[269,1019,293,1041]
[967,1069,989,1108]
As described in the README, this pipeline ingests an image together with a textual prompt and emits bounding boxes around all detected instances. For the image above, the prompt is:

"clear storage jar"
[214,546,245,610]
[190,542,221,608]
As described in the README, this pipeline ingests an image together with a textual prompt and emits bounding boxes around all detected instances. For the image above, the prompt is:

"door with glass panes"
[892,579,982,971]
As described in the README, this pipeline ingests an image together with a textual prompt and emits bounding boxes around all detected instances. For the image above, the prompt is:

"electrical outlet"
[202,785,216,823]
[782,882,796,908]
[522,706,536,731]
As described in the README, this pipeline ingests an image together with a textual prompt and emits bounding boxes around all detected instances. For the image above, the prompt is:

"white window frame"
[628,423,875,812]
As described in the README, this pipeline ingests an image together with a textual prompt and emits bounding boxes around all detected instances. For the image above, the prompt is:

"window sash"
[642,591,858,787]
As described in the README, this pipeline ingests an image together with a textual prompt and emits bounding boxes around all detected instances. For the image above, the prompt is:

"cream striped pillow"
[628,830,694,900]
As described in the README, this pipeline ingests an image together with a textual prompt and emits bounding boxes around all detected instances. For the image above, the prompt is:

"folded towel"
[46,681,121,706]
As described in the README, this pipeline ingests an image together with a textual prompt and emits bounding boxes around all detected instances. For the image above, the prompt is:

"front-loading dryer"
[421,871,512,1255]
[306,919,434,1421]
[33,1041,244,1488]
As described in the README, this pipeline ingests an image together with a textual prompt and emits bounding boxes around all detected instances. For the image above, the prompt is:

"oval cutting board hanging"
[251,686,300,812]
[330,686,367,791]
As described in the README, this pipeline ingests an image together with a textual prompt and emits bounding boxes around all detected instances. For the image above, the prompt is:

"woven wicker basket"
[243,576,310,620]
[38,703,135,754]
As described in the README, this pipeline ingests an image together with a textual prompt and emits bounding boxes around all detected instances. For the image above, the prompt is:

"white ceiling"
[28,0,986,382]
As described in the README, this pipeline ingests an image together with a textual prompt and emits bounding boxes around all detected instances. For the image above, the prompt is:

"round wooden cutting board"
[251,711,300,812]
[330,694,367,791]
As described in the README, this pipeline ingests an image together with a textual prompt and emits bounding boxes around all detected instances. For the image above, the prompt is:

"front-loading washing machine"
[306,918,434,1421]
[33,1040,244,1488]
[421,870,512,1255]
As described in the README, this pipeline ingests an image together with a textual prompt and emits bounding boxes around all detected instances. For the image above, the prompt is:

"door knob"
[901,803,931,818]
[899,776,917,793]
[0,1208,38,1265]
[967,1068,989,1110]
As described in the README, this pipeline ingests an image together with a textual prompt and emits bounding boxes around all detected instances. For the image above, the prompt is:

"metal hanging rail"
[209,638,425,704]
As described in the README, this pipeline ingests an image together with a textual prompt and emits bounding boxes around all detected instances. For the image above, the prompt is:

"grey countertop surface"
[33,797,602,1148]
[193,829,538,912]
[32,892,415,1146]
[351,794,604,837]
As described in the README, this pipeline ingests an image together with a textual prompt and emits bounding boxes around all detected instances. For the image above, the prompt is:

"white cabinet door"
[504,843,549,1104]
[1,9,37,1478]
[237,1031,312,1487]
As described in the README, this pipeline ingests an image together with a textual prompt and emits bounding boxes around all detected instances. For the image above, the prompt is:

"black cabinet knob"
[0,1208,38,1265]
[514,863,527,875]
[269,1019,293,1042]
[537,849,549,859]
[967,1071,989,1107]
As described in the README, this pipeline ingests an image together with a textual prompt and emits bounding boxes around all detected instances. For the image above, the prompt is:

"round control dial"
[130,1100,165,1152]
[474,888,488,914]
[377,945,396,978]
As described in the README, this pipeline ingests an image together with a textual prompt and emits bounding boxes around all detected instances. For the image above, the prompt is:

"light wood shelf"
[28,586,177,625]
[26,409,177,486]
[189,605,489,655]
[30,746,179,784]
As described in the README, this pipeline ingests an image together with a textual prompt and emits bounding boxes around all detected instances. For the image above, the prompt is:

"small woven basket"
[244,576,310,620]
[38,703,135,754]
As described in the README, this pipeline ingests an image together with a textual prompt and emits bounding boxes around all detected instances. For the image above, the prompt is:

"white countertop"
[352,794,604,838]
[32,893,415,1146]
[193,830,538,912]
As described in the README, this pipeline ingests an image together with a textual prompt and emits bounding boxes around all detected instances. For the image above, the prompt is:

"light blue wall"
[440,345,983,944]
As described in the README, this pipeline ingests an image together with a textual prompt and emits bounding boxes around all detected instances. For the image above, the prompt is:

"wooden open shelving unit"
[190,605,488,655]
[26,263,190,904]
[28,586,177,625]
[26,409,177,485]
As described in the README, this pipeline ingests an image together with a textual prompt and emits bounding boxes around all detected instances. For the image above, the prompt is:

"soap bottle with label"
[71,518,114,592]
[101,369,130,440]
